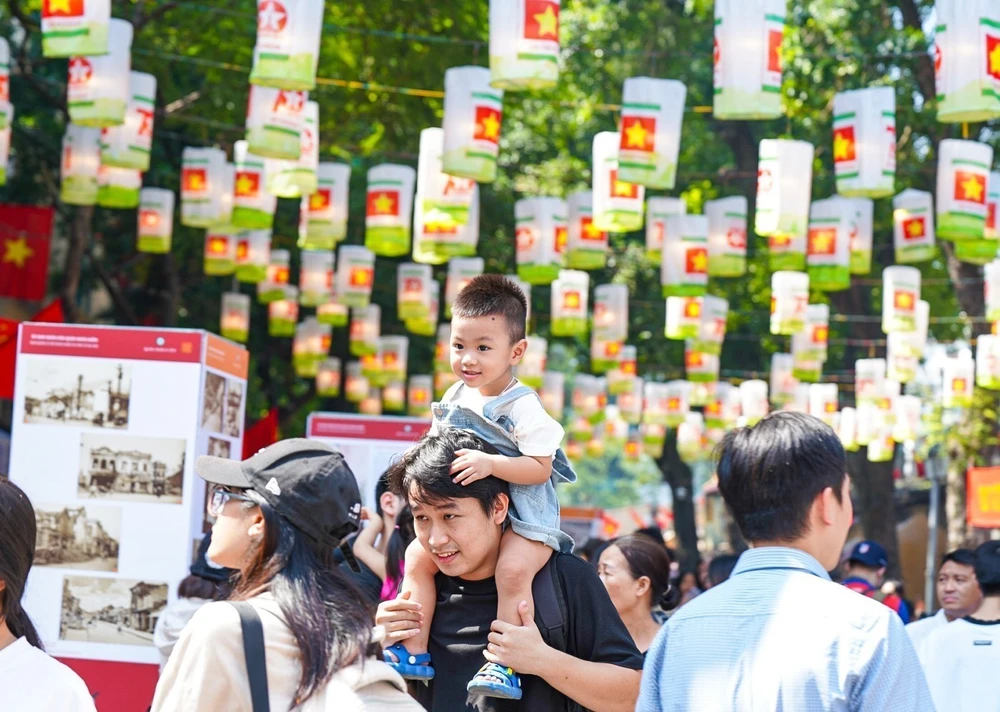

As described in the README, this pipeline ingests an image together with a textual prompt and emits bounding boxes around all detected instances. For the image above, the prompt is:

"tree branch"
[895,0,936,105]
[88,243,139,325]
[134,1,179,34]
[6,0,38,31]
[60,206,92,323]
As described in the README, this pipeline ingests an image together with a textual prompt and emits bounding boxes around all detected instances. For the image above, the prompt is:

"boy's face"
[450,315,527,396]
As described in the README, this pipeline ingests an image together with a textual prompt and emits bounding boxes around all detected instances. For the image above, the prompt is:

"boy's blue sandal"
[466,662,523,700]
[383,643,435,680]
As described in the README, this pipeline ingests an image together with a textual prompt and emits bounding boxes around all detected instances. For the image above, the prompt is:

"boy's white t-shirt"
[430,379,565,457]
[0,637,96,711]
[918,617,1000,712]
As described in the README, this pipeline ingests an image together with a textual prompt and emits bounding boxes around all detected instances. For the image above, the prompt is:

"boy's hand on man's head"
[451,448,495,485]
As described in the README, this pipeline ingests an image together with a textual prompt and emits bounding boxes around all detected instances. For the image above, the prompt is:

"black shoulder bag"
[229,601,271,712]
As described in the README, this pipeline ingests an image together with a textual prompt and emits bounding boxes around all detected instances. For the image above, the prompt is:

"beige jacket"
[151,593,421,711]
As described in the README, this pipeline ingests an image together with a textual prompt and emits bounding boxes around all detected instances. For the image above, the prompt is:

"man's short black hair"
[451,274,527,345]
[715,411,847,544]
[374,470,392,516]
[974,540,1000,596]
[386,429,509,516]
[942,548,977,570]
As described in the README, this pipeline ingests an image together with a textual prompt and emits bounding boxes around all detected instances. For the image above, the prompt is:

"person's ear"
[634,575,651,599]
[509,338,528,365]
[380,491,398,518]
[816,486,840,527]
[247,509,266,539]
[492,493,510,525]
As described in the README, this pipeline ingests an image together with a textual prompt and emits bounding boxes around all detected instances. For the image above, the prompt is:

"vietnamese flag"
[808,228,837,256]
[235,171,260,198]
[768,29,783,73]
[555,226,568,253]
[367,190,399,217]
[44,0,84,17]
[609,170,639,199]
[813,325,829,344]
[683,298,701,319]
[621,359,636,375]
[384,352,399,369]
[894,290,915,311]
[309,189,331,212]
[685,247,708,275]
[580,216,605,242]
[0,205,54,302]
[685,351,703,369]
[952,378,968,394]
[902,216,926,241]
[666,397,681,412]
[562,290,581,310]
[988,202,997,232]
[604,341,622,358]
[833,127,856,164]
[473,106,502,144]
[523,0,559,40]
[955,171,986,204]
[705,401,721,416]
[183,168,208,194]
[769,234,792,249]
[350,267,374,288]
[619,116,656,153]
[824,401,837,413]
[987,34,1000,81]
[516,227,534,252]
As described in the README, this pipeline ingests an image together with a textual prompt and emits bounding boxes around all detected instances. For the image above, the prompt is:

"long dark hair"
[612,534,679,611]
[0,477,43,648]
[232,491,374,708]
[384,506,415,592]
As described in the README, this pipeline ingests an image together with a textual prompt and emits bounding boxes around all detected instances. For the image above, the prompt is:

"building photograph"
[78,433,186,504]
[224,378,244,439]
[201,372,225,433]
[22,358,131,429]
[60,576,168,647]
[34,503,121,572]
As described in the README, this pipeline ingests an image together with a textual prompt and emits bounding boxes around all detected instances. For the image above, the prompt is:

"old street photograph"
[22,358,131,429]
[200,372,225,433]
[78,433,186,504]
[224,378,244,439]
[34,503,121,572]
[60,576,168,647]
[207,436,230,459]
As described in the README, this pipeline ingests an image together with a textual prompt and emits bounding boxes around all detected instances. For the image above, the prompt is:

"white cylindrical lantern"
[677,413,706,464]
[892,395,920,443]
[232,140,277,229]
[848,197,874,275]
[943,356,975,408]
[136,188,174,254]
[269,100,319,198]
[867,421,895,464]
[617,77,686,189]
[397,263,434,321]
[855,358,886,407]
[345,362,370,403]
[413,127,478,264]
[934,0,1000,123]
[405,279,439,338]
[831,86,896,198]
[99,71,156,171]
[258,249,290,303]
[665,296,703,341]
[96,164,141,208]
[608,344,637,395]
[977,334,1000,389]
[838,407,858,451]
[515,196,564,285]
[442,66,504,183]
[298,162,351,250]
[893,189,936,263]
[770,353,798,406]
[267,285,299,337]
[756,139,814,270]
[791,304,829,382]
[987,171,1000,240]
[335,245,375,308]
[66,18,131,127]
[405,375,433,418]
[181,147,227,227]
[540,371,565,420]
[60,123,101,205]
[246,85,306,160]
[42,0,110,57]
[882,265,921,333]
[705,382,740,430]
[706,196,748,277]
[887,332,919,384]
[644,196,685,264]
[661,215,709,297]
[573,375,604,422]
[434,324,451,374]
[770,271,809,335]
[488,0,560,91]
[619,376,644,425]
[591,283,629,372]
[235,230,271,284]
[688,295,728,356]
[740,379,770,425]
[380,336,409,384]
[642,381,669,426]
[685,345,719,383]
[444,257,485,318]
[565,191,608,270]
[551,270,590,337]
[808,384,838,427]
[604,408,629,449]
[712,0,786,120]
[937,139,993,241]
[807,197,852,291]
[516,336,547,389]
[317,297,348,328]
[205,228,239,276]
[316,358,342,397]
[349,304,381,357]
[365,163,416,258]
[299,250,335,307]
[292,318,329,378]
[250,0,323,90]
[220,292,251,343]
[663,380,690,428]
[592,131,645,233]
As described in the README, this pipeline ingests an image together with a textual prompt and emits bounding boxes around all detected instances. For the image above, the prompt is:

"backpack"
[531,555,569,653]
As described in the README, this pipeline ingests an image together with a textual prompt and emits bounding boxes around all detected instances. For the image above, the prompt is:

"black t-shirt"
[412,553,644,712]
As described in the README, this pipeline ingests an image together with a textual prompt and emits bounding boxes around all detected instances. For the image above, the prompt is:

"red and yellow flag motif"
[138,210,160,230]
[44,0,84,17]
[207,235,229,255]
[987,34,1000,81]
[366,190,399,217]
[524,0,559,40]
[474,106,502,144]
[955,171,986,204]
[902,216,926,241]
[813,325,829,344]
[952,378,968,394]
[609,170,639,199]
[683,298,701,319]
[562,290,581,310]
[581,216,605,242]
[604,341,622,358]
[183,168,207,193]
[833,127,856,164]
[234,171,260,198]
[685,351,703,369]
[686,246,708,275]
[666,397,681,412]
[621,359,637,375]
[894,290,915,311]
[619,117,656,152]
[515,227,534,252]
[808,228,837,256]
[768,29,783,73]
[309,189,331,212]
[349,267,374,288]
[769,234,792,249]
[555,226,568,253]
[236,240,250,260]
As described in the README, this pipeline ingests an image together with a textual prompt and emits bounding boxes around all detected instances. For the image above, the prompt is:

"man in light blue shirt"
[637,412,933,711]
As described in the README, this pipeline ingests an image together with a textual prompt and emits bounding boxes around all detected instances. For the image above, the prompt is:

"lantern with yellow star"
[853,401,882,450]
[855,358,886,408]
[591,283,628,372]
[769,353,797,407]
[705,382,740,430]
[334,244,375,308]
[791,304,828,382]
[592,131,644,233]
[977,335,1000,389]
[515,196,565,285]
[231,140,277,229]
[739,379,770,426]
[234,230,271,284]
[661,380,690,428]
[890,189,935,265]
[944,355,975,408]
[204,228,238,276]
[516,336,547,389]
[442,66,504,183]
[677,413,706,464]
[220,292,251,343]
[661,215,709,298]
[405,281,440,337]
[551,270,589,337]
[642,382,669,426]
[349,304,380,357]
[444,257,484,318]
[837,407,858,451]
[644,197,685,264]
[848,197,874,275]
[807,384,838,427]
[685,343,719,383]
[135,188,174,253]
[344,362,369,404]
[66,19,131,127]
[316,296,348,329]
[99,72,156,171]
[617,77,686,189]
[565,192,608,270]
[397,262,434,321]
[96,164,141,208]
[540,371,565,420]
[292,318,330,377]
[770,270,809,335]
[299,250,335,308]
[380,335,409,384]
[488,0,560,91]
[934,0,1000,123]
[434,324,451,374]
[937,139,993,241]
[404,375,431,418]
[181,147,228,227]
[806,197,852,291]
[246,85,307,160]
[892,395,920,443]
[41,0,110,57]
[60,123,101,205]
[624,431,642,462]
[756,139,813,270]
[298,162,351,250]
[257,249,290,303]
[831,87,896,198]
[640,422,667,457]
[250,0,323,90]
[268,100,319,198]
[887,332,918,384]
[0,107,10,186]
[712,0,786,120]
[603,407,629,449]
[316,358,342,397]
[618,376,643,425]
[267,285,299,337]
[705,196,747,277]
[665,296,703,341]
[608,345,638,396]
[882,265,920,333]
[365,163,416,258]
[688,295,728,356]
[414,128,478,263]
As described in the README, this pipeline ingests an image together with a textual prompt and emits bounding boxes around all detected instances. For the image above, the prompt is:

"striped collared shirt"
[636,547,934,711]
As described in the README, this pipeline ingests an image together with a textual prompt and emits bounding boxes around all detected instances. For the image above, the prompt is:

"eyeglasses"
[207,487,256,516]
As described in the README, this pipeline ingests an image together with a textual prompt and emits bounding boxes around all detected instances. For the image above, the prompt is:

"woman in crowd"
[597,534,678,655]
[353,506,415,601]
[0,478,96,711]
[151,439,421,711]
[678,569,704,605]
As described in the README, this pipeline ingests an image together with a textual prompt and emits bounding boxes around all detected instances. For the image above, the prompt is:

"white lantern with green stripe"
[365,163,416,258]
[617,77,686,190]
[42,0,110,57]
[298,162,351,250]
[443,66,504,183]
[706,196,747,277]
[831,87,895,198]
[551,269,590,337]
[770,353,797,406]
[136,188,174,254]
[99,72,156,171]
[882,265,921,333]
[236,230,272,284]
[712,0,786,120]
[791,304,828,381]
[592,131,644,233]
[591,284,628,373]
[565,191,607,270]
[299,250,335,308]
[268,100,319,198]
[934,0,1000,123]
[937,139,993,241]
[246,85,307,160]
[756,139,813,270]
[943,355,975,408]
[806,196,852,292]
[250,0,323,91]
[987,261,1000,321]
[220,292,251,343]
[661,215,708,297]
[848,197,874,275]
[488,0,560,91]
[66,19,131,128]
[335,244,376,308]
[413,127,478,263]
[397,262,434,321]
[644,196,685,264]
[892,189,936,263]
[96,164,141,208]
[232,140,277,229]
[515,196,564,285]
[444,257,484,317]
[204,228,238,276]
[977,334,1000,389]
[60,124,101,205]
[181,147,227,227]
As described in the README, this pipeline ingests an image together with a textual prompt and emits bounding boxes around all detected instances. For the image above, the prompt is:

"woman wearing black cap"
[150,439,421,711]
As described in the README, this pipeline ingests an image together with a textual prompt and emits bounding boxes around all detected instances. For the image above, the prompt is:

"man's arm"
[451,450,553,485]
[534,649,641,712]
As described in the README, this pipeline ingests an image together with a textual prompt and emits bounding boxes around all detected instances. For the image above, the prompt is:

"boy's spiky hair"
[451,274,527,344]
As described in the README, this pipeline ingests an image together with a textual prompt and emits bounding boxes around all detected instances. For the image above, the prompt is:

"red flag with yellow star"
[987,35,1000,81]
[832,127,856,164]
[44,0,84,17]
[367,190,399,217]
[807,228,837,256]
[0,205,53,301]
[609,169,639,199]
[473,106,502,144]
[524,0,559,40]
[767,29,783,73]
[619,117,656,152]
[902,216,926,241]
[954,171,986,204]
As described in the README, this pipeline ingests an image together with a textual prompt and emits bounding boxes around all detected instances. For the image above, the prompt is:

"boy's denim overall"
[432,383,576,553]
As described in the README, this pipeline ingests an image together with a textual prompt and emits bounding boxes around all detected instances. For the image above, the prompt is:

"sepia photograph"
[22,359,131,429]
[201,372,225,433]
[224,378,244,438]
[207,436,231,459]
[34,503,121,572]
[78,433,186,504]
[60,576,168,647]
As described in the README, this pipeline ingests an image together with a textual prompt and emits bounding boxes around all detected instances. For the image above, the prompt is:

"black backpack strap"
[531,555,567,652]
[229,601,270,712]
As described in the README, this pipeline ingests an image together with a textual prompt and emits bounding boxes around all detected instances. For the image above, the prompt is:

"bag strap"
[531,555,567,653]
[229,601,270,712]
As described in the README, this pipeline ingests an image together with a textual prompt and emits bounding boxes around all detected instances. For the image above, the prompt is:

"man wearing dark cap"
[843,540,911,622]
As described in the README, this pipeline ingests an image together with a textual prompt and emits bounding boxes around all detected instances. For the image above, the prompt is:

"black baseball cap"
[848,540,888,569]
[196,438,363,571]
